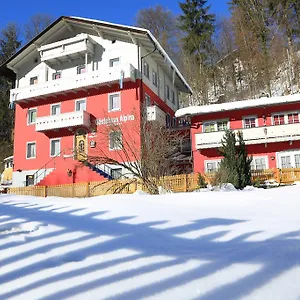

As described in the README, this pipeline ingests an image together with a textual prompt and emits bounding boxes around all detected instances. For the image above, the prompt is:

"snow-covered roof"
[175,94,300,118]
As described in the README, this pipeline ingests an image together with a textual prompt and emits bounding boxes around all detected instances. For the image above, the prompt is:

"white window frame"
[50,138,61,157]
[27,108,37,125]
[204,159,221,173]
[50,103,61,115]
[202,119,229,133]
[145,93,151,107]
[152,70,158,87]
[52,71,62,80]
[108,92,121,112]
[109,57,120,68]
[26,141,36,159]
[143,61,150,79]
[242,115,258,128]
[251,156,269,170]
[277,150,300,168]
[29,76,38,85]
[77,65,86,75]
[75,99,87,112]
[271,111,300,125]
[109,131,123,151]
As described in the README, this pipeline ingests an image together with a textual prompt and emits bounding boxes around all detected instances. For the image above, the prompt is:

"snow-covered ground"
[1,186,300,300]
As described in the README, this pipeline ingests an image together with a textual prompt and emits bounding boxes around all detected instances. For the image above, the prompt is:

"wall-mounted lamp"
[67,169,73,177]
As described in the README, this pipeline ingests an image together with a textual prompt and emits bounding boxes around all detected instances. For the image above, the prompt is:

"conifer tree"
[179,0,215,62]
[217,130,252,189]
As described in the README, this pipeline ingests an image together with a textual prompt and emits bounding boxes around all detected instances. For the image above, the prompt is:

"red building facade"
[176,94,300,174]
[0,17,192,186]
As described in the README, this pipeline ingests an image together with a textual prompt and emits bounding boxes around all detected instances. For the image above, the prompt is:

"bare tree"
[85,106,189,194]
[24,14,54,42]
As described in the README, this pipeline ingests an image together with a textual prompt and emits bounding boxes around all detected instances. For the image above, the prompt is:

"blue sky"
[0,0,229,31]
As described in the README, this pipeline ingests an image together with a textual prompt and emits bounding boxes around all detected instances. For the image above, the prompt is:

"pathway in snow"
[1,186,300,299]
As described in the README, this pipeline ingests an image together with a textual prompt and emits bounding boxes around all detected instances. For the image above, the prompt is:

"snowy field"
[1,186,300,300]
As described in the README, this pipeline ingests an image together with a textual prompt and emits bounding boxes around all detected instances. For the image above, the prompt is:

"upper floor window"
[288,112,299,124]
[243,116,257,128]
[172,91,175,104]
[26,142,36,159]
[273,114,285,125]
[52,71,61,80]
[143,61,149,79]
[109,131,122,150]
[166,85,170,100]
[77,65,86,75]
[75,99,86,111]
[50,139,60,157]
[152,71,158,87]
[145,94,151,107]
[109,57,120,67]
[28,108,37,125]
[30,76,38,85]
[108,93,121,111]
[51,104,61,115]
[166,113,171,128]
[203,120,228,133]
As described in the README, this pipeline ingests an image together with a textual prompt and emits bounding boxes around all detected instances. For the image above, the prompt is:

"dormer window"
[109,57,120,67]
[77,65,86,75]
[30,76,38,85]
[52,71,61,80]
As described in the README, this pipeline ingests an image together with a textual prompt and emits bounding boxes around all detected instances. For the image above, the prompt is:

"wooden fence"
[7,169,300,198]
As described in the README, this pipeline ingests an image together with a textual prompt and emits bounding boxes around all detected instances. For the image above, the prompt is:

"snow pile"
[1,186,300,299]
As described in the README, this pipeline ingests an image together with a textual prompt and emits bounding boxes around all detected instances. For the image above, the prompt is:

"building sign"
[95,114,135,126]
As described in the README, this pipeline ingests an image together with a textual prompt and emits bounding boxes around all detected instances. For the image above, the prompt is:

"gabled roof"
[175,94,300,117]
[0,16,192,94]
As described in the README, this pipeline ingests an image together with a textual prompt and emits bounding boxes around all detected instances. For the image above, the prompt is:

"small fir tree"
[217,130,252,189]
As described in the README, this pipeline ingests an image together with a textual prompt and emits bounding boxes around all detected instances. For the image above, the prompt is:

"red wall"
[191,102,300,174]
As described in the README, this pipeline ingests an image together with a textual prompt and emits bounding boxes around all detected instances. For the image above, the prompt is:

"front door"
[75,130,87,161]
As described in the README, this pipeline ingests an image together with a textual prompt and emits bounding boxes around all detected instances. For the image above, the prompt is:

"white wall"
[12,168,53,187]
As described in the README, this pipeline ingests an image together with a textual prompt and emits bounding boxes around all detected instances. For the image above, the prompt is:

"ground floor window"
[251,156,268,170]
[205,160,221,173]
[109,131,122,150]
[50,139,60,157]
[277,150,300,169]
[111,168,122,179]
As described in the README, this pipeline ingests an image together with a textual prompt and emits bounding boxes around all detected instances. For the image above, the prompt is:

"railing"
[10,64,136,102]
[196,123,300,149]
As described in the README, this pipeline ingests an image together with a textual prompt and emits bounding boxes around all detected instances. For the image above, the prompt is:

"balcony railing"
[195,123,300,149]
[35,110,91,132]
[10,64,136,103]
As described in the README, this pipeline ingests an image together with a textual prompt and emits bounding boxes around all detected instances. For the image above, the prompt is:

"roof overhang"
[0,16,192,94]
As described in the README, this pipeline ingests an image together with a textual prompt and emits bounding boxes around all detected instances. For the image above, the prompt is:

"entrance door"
[75,130,87,161]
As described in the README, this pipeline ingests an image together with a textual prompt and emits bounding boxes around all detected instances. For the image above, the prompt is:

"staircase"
[33,148,114,186]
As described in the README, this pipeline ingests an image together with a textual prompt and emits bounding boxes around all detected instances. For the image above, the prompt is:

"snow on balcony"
[10,64,136,103]
[195,123,300,149]
[35,110,91,132]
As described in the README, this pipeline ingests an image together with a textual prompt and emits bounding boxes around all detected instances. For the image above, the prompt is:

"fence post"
[43,186,47,198]
[86,182,90,197]
[274,168,281,184]
[184,174,188,192]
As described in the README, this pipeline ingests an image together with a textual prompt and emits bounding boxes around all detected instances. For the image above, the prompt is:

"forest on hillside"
[0,0,300,164]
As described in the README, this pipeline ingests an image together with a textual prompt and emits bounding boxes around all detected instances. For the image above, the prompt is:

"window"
[108,93,120,111]
[172,91,175,104]
[243,116,257,128]
[281,156,292,169]
[109,131,122,150]
[77,65,86,74]
[203,120,228,133]
[50,139,60,157]
[26,142,36,159]
[145,94,151,107]
[166,113,171,128]
[278,151,300,169]
[152,71,158,87]
[251,157,267,170]
[295,154,300,168]
[75,99,86,111]
[273,114,285,125]
[166,85,170,100]
[51,104,61,115]
[143,61,149,79]
[52,71,61,80]
[205,160,221,173]
[28,108,37,125]
[25,175,35,186]
[30,76,38,85]
[288,113,299,124]
[111,168,122,179]
[109,57,120,67]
